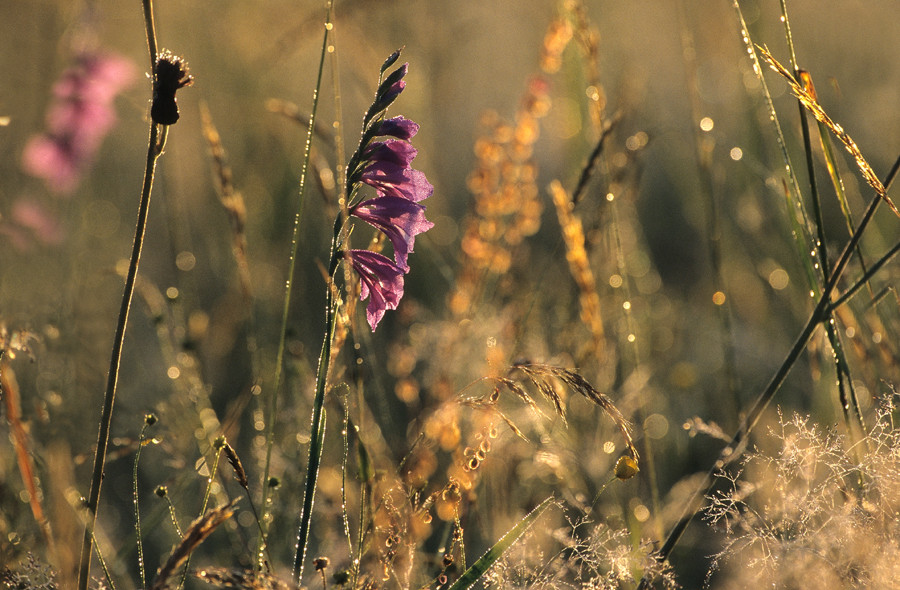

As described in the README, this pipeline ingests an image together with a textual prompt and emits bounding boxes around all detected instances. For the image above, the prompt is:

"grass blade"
[446,496,553,590]
[758,45,900,219]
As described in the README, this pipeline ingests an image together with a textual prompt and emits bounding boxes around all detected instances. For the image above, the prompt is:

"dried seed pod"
[152,50,193,125]
[614,455,639,480]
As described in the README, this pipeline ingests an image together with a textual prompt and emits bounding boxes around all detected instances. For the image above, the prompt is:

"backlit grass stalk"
[777,1,863,431]
[758,46,900,218]
[257,0,335,569]
[292,236,340,583]
[549,181,606,360]
[829,238,900,313]
[199,104,261,397]
[637,154,900,588]
[803,69,876,299]
[732,0,820,293]
[445,496,553,590]
[0,355,54,557]
[133,414,158,588]
[179,441,225,590]
[77,2,165,588]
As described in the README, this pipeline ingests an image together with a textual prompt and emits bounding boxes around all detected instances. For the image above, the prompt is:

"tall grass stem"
[256,0,335,569]
[292,285,338,582]
[77,3,163,586]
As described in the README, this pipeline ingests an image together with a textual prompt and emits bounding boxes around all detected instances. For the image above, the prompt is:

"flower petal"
[22,51,135,195]
[351,196,434,270]
[348,249,405,330]
[378,116,418,140]
[363,139,417,168]
[361,161,434,202]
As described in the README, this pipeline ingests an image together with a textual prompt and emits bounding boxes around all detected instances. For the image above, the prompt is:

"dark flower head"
[346,249,405,331]
[351,195,434,271]
[151,50,193,125]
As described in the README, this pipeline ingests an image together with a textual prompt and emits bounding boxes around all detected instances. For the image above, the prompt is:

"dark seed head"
[152,50,193,125]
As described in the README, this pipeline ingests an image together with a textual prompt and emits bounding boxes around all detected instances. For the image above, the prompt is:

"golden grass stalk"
[1,355,54,555]
[759,45,900,219]
[450,23,557,316]
[549,180,606,360]
[199,104,252,299]
[149,501,237,590]
[511,364,639,462]
[195,568,291,590]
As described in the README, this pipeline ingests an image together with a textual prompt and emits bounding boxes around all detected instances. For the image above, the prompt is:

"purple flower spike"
[378,116,418,140]
[361,161,434,202]
[348,249,405,330]
[351,195,434,271]
[343,55,434,330]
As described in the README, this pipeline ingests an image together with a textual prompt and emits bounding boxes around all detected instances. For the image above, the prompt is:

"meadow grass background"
[1,0,899,588]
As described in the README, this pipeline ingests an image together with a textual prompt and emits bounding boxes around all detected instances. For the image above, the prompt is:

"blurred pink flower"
[0,198,64,251]
[22,51,136,195]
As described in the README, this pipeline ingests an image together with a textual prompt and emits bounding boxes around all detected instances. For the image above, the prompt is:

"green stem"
[133,421,153,588]
[293,267,339,583]
[77,2,162,580]
[780,0,862,430]
[829,239,900,313]
[256,0,334,569]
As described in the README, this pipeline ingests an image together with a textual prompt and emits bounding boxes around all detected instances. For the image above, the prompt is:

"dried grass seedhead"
[513,364,638,461]
[451,73,550,317]
[0,323,39,361]
[0,554,57,590]
[549,181,606,360]
[222,441,248,488]
[758,46,900,219]
[486,512,677,589]
[195,568,291,590]
[465,363,639,465]
[150,501,237,590]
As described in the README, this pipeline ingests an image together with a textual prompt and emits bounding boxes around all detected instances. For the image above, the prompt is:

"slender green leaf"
[446,496,553,590]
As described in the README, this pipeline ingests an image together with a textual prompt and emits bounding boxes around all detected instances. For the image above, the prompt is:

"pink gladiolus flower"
[343,56,434,330]
[360,160,434,203]
[0,198,64,251]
